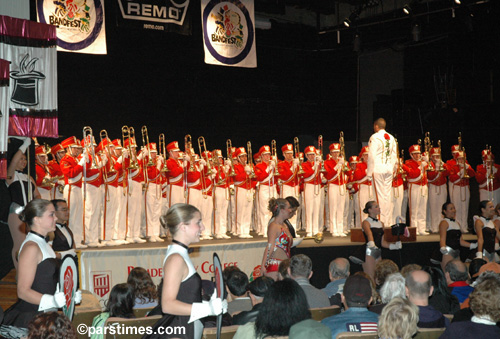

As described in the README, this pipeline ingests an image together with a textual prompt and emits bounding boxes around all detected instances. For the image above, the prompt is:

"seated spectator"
[91,283,135,339]
[289,318,331,339]
[321,274,379,338]
[405,270,449,328]
[226,270,252,316]
[469,258,487,284]
[127,267,158,309]
[27,311,77,339]
[374,259,399,290]
[288,254,330,308]
[400,263,421,277]
[445,259,473,304]
[377,297,419,339]
[422,266,459,315]
[355,271,380,305]
[233,277,274,325]
[322,258,350,298]
[440,272,500,338]
[233,279,311,338]
[222,265,241,299]
[278,258,291,280]
[370,273,406,315]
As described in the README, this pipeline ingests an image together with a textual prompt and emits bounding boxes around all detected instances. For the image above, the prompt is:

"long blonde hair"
[378,297,419,339]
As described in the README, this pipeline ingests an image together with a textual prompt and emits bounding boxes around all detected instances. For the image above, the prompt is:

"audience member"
[422,266,459,315]
[322,258,350,297]
[405,270,449,328]
[355,271,380,305]
[377,297,419,339]
[222,265,241,299]
[445,259,473,304]
[374,259,399,289]
[457,262,500,312]
[233,276,274,325]
[370,273,406,315]
[440,272,500,338]
[27,311,77,339]
[288,254,329,308]
[226,270,252,315]
[278,258,291,280]
[322,274,379,338]
[469,258,487,284]
[233,279,311,338]
[127,267,158,309]
[400,263,422,277]
[289,318,331,339]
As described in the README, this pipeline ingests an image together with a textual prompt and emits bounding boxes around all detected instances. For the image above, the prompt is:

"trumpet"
[294,137,305,175]
[226,139,236,177]
[83,126,99,170]
[159,134,169,173]
[437,140,445,172]
[122,126,139,170]
[141,126,155,167]
[100,129,116,175]
[198,136,214,175]
[395,139,406,180]
[424,132,432,172]
[458,133,470,179]
[318,135,327,173]
[185,134,195,172]
[247,141,256,178]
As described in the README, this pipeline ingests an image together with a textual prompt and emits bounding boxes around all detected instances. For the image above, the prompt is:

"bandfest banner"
[116,0,192,35]
[201,0,256,68]
[36,0,107,54]
[0,15,58,139]
[79,241,266,306]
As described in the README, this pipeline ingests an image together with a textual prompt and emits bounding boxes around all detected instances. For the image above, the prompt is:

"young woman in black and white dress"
[474,200,500,262]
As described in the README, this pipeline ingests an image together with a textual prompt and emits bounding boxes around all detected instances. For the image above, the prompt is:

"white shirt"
[367,129,398,176]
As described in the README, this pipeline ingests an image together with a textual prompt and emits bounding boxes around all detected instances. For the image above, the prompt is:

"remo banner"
[201,0,256,68]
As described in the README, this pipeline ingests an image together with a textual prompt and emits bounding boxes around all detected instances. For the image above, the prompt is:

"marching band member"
[80,136,104,248]
[144,143,164,242]
[324,143,346,236]
[447,144,460,206]
[402,144,429,236]
[346,156,360,230]
[353,146,373,228]
[301,146,322,237]
[228,147,238,234]
[427,147,449,233]
[278,144,300,232]
[60,136,86,248]
[213,150,231,239]
[233,147,255,238]
[254,145,279,236]
[391,157,405,227]
[35,145,54,200]
[367,118,398,227]
[166,141,185,207]
[449,151,475,233]
[48,143,66,200]
[200,151,214,240]
[113,139,130,244]
[123,136,146,243]
[476,149,500,203]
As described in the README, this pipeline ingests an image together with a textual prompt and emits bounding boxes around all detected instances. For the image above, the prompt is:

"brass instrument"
[122,126,139,170]
[100,129,116,175]
[437,140,445,172]
[213,149,225,186]
[487,146,495,180]
[185,134,195,172]
[198,136,214,175]
[339,132,349,172]
[159,134,169,173]
[226,139,236,177]
[247,141,256,178]
[424,132,432,171]
[83,126,99,170]
[303,232,324,244]
[141,126,155,167]
[395,139,405,178]
[458,133,470,179]
[318,135,327,173]
[294,137,305,175]
[271,140,280,176]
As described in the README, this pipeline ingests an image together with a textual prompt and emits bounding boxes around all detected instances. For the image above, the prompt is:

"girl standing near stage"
[261,198,294,281]
[146,203,226,339]
[474,200,500,262]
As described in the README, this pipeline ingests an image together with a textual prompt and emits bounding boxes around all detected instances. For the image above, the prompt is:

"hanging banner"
[201,0,256,68]
[0,15,58,139]
[116,0,192,35]
[0,59,9,178]
[36,0,107,54]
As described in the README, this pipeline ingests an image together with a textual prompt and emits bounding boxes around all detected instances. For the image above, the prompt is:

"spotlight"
[343,18,351,27]
[454,0,461,4]
[403,4,411,15]
[344,7,362,28]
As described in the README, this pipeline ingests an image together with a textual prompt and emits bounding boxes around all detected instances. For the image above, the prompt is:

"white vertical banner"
[0,59,9,154]
[201,0,256,68]
[36,0,107,54]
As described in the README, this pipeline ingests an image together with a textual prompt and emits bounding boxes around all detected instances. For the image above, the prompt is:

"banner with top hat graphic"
[201,0,256,68]
[0,15,58,138]
[36,0,107,54]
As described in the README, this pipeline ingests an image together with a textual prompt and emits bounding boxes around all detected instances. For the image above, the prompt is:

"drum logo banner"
[93,272,111,298]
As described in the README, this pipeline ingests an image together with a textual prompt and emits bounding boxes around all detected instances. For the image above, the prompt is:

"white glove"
[495,243,499,251]
[389,241,402,250]
[338,157,345,165]
[137,151,145,161]
[183,154,190,162]
[475,251,483,259]
[38,283,65,311]
[422,154,429,163]
[267,161,275,172]
[470,242,478,250]
[188,289,227,323]
[200,159,207,167]
[224,165,230,173]
[421,161,428,169]
[440,247,448,255]
[122,149,129,159]
[293,158,300,166]
[18,137,32,153]
[366,175,372,182]
[78,154,87,166]
[244,165,251,174]
[224,159,232,167]
[321,177,327,184]
[367,241,377,248]
[315,155,322,162]
[101,155,108,166]
[74,290,82,305]
[59,249,76,258]
[116,155,124,164]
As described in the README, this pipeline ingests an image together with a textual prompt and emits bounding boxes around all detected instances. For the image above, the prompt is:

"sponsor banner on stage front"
[116,0,192,35]
[201,0,256,68]
[79,241,266,305]
[36,0,107,54]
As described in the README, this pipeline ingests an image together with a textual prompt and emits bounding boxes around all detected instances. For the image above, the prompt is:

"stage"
[77,231,477,306]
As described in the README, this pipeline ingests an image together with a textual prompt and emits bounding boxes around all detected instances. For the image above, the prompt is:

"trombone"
[198,136,214,176]
[100,129,116,175]
[318,135,327,173]
[83,126,99,170]
[159,134,169,173]
[226,139,236,177]
[123,126,139,170]
[271,140,280,176]
[247,141,256,178]
[185,134,195,172]
[141,126,155,167]
[339,132,348,196]
[294,137,305,175]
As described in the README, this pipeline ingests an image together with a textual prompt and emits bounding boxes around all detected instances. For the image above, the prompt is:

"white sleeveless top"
[19,232,56,261]
[163,243,196,282]
[364,217,383,229]
[444,218,461,231]
[474,216,496,229]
